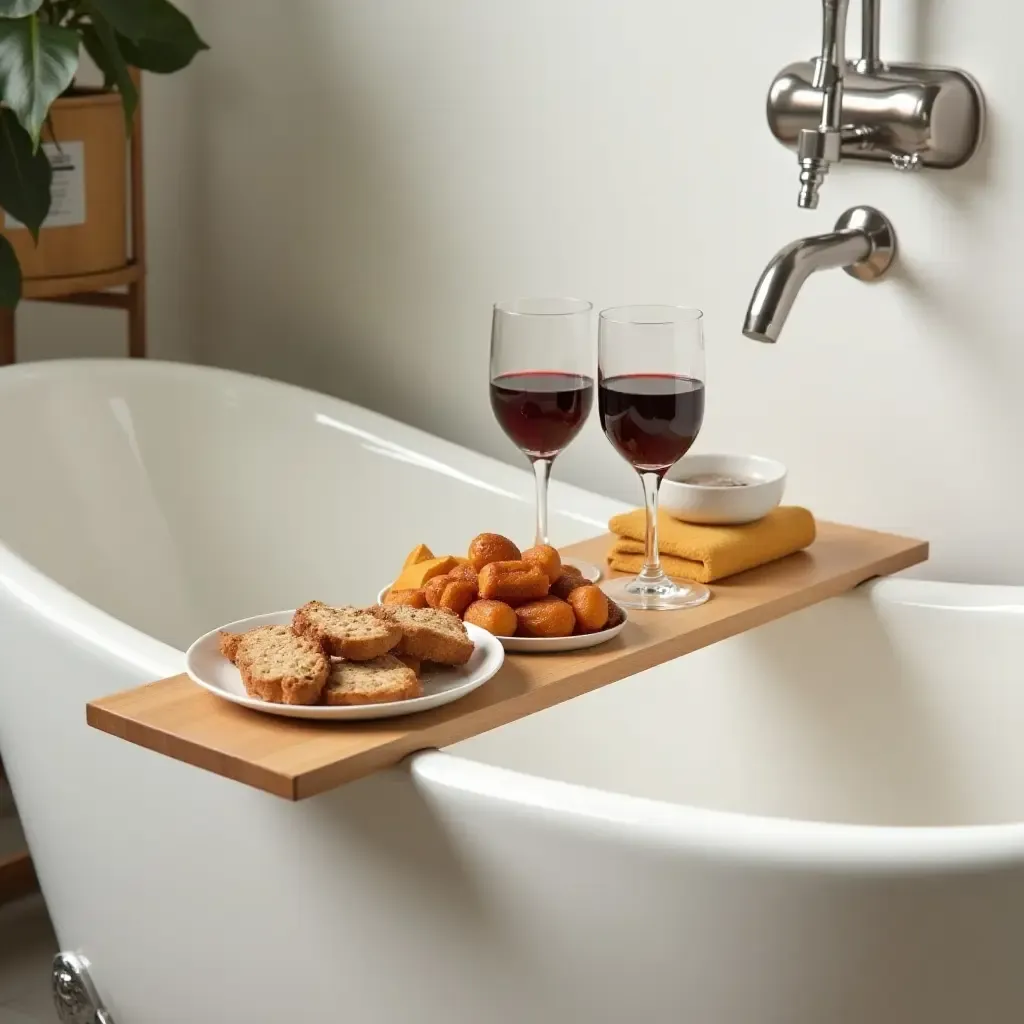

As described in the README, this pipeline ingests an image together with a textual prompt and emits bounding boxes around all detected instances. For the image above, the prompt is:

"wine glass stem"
[531,457,553,547]
[639,471,665,581]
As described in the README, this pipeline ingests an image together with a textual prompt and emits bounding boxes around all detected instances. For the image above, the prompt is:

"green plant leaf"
[116,31,204,74]
[88,0,207,60]
[0,107,50,239]
[0,15,79,146]
[79,12,136,126]
[0,1,43,18]
[0,233,22,307]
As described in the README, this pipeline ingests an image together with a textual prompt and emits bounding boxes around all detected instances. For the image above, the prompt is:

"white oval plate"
[376,586,628,653]
[185,610,504,720]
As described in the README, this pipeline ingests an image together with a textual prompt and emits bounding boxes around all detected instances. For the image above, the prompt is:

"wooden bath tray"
[86,523,927,800]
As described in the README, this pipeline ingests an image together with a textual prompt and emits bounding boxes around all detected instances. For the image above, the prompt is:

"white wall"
[192,0,1017,583]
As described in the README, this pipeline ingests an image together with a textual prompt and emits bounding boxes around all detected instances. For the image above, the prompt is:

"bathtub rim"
[2,359,1022,865]
[418,573,1024,869]
[0,354,617,694]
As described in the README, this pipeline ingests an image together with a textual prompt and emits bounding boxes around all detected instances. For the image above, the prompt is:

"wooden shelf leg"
[128,67,146,360]
[0,851,38,906]
[128,277,146,358]
[0,306,14,366]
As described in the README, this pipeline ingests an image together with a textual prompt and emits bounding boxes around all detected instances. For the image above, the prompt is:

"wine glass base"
[601,574,711,611]
[563,559,602,583]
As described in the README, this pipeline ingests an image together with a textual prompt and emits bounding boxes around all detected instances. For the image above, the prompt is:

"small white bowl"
[660,454,787,525]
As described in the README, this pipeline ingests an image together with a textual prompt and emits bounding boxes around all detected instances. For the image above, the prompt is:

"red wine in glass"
[599,373,705,473]
[490,371,595,459]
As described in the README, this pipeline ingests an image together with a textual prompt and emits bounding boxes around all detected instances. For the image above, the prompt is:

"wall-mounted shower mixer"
[741,0,985,341]
[766,0,985,208]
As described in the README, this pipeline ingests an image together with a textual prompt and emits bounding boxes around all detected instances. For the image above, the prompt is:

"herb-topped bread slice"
[322,655,422,705]
[292,602,402,660]
[373,605,475,666]
[218,624,328,706]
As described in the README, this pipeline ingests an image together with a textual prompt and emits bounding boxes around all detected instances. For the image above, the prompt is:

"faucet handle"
[890,151,922,172]
[796,0,851,209]
[797,127,842,209]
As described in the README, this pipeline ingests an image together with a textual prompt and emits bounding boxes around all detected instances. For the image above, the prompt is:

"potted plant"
[0,0,206,305]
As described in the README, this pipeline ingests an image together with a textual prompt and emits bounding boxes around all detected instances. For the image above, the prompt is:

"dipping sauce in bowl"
[661,454,786,524]
[676,473,751,488]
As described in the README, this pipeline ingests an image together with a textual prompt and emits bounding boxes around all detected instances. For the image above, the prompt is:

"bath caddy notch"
[86,522,927,800]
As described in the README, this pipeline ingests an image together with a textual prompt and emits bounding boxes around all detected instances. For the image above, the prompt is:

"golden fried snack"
[468,533,522,572]
[464,599,518,637]
[440,578,476,615]
[423,575,449,609]
[477,560,550,605]
[515,596,575,638]
[549,565,587,600]
[383,587,428,609]
[568,585,610,632]
[605,600,626,629]
[423,575,477,615]
[443,564,481,604]
[521,544,562,585]
[447,563,479,587]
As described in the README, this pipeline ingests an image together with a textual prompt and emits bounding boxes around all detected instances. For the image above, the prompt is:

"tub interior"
[0,364,607,651]
[450,591,1024,829]
[3,363,1022,832]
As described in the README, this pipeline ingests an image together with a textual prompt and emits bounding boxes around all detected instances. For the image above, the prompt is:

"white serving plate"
[185,609,504,720]
[377,586,628,652]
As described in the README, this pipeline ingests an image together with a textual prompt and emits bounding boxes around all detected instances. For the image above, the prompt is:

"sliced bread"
[219,624,290,666]
[373,605,475,666]
[322,655,422,706]
[395,653,422,675]
[292,601,402,660]
[219,624,328,706]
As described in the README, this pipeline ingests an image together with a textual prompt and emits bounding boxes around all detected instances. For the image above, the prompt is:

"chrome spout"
[742,206,896,343]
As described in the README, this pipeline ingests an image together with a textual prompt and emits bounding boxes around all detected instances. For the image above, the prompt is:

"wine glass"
[598,305,711,610]
[490,297,601,581]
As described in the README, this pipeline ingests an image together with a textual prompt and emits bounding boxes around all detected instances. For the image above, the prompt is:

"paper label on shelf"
[4,141,86,230]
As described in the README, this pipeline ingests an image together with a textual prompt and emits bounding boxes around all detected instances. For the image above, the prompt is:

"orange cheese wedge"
[401,543,434,570]
[392,555,460,591]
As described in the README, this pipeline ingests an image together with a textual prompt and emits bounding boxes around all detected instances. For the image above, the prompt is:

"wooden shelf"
[86,523,928,800]
[22,261,143,300]
[0,851,36,906]
[0,796,36,906]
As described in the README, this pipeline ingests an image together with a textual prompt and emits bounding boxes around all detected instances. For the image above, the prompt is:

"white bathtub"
[0,360,1022,1024]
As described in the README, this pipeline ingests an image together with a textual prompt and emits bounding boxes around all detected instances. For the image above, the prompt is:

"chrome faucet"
[796,0,849,209]
[768,0,984,207]
[742,206,896,343]
[744,0,981,343]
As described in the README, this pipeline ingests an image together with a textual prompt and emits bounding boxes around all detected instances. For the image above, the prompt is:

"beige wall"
[33,0,1015,583]
[188,1,1018,583]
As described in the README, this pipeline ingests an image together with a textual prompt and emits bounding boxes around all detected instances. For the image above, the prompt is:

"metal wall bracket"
[768,61,985,169]
[766,0,985,208]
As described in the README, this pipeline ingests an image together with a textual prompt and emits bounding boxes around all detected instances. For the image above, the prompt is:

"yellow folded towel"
[607,506,816,584]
